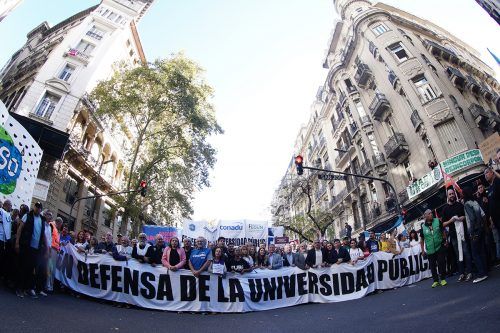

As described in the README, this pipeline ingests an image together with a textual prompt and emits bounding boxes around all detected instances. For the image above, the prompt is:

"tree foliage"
[91,54,222,233]
[271,173,338,242]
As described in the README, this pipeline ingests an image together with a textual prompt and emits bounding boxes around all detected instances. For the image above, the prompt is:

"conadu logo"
[219,224,243,231]
[0,126,23,195]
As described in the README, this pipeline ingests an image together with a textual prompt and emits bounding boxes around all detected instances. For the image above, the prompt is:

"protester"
[344,223,352,238]
[409,230,419,247]
[97,232,115,254]
[323,241,335,265]
[331,239,350,264]
[15,202,47,298]
[74,231,88,253]
[132,233,151,263]
[379,233,390,252]
[241,245,255,267]
[59,224,71,246]
[484,167,500,238]
[161,236,186,270]
[248,244,257,263]
[115,236,133,257]
[282,244,295,267]
[0,199,13,285]
[255,247,268,268]
[226,241,235,261]
[226,247,252,274]
[420,209,447,288]
[182,238,193,269]
[366,231,380,253]
[189,237,212,277]
[349,239,364,265]
[463,187,488,283]
[306,239,325,268]
[441,188,472,282]
[144,234,165,267]
[209,247,226,277]
[86,237,99,254]
[294,243,309,269]
[397,234,410,254]
[212,236,228,257]
[341,237,350,252]
[267,244,283,270]
[289,240,297,253]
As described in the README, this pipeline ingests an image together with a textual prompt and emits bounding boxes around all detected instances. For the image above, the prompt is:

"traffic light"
[295,155,304,175]
[140,180,147,197]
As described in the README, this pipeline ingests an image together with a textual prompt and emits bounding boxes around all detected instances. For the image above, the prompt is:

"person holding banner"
[182,238,193,269]
[420,209,447,288]
[349,239,365,265]
[366,231,380,253]
[267,244,283,270]
[132,233,151,263]
[282,244,295,267]
[226,247,252,274]
[209,247,226,277]
[189,237,212,277]
[331,239,350,265]
[144,234,165,267]
[306,240,326,268]
[161,236,186,271]
[255,247,268,268]
[294,243,309,269]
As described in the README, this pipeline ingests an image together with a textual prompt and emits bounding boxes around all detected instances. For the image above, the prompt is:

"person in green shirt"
[420,209,447,288]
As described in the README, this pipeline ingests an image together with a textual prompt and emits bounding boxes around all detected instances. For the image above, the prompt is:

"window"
[101,9,110,17]
[64,174,79,205]
[76,40,95,55]
[354,99,366,118]
[345,79,356,93]
[403,160,414,182]
[129,49,134,57]
[103,203,112,227]
[367,133,380,154]
[115,15,123,23]
[86,26,105,40]
[384,118,396,137]
[388,42,411,62]
[58,64,75,81]
[435,120,467,156]
[108,12,117,20]
[34,92,59,119]
[86,188,96,218]
[412,75,438,102]
[372,23,388,36]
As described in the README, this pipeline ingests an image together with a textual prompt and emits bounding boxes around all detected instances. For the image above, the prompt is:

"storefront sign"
[407,167,442,200]
[440,149,483,175]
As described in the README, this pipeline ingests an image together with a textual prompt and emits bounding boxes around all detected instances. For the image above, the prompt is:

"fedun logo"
[248,224,264,230]
[189,224,196,232]
[0,126,23,195]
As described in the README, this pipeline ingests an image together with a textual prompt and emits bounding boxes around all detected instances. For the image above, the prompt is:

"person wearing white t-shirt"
[0,200,13,283]
[349,239,365,265]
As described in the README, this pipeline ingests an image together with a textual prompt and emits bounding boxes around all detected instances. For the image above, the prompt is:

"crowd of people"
[0,167,499,299]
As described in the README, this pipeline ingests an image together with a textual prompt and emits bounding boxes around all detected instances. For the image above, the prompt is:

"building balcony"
[359,115,372,127]
[410,110,423,131]
[388,70,399,90]
[348,122,360,140]
[469,103,490,128]
[354,63,374,89]
[487,112,500,131]
[64,48,91,64]
[466,75,482,95]
[372,153,386,168]
[384,132,409,164]
[338,91,347,107]
[369,93,391,121]
[424,40,459,63]
[360,159,372,175]
[319,136,326,150]
[446,67,466,89]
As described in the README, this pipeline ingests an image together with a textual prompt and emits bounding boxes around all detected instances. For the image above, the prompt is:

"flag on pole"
[441,166,462,197]
[487,48,500,66]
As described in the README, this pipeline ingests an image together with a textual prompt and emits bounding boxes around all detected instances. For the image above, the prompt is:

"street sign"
[318,173,346,181]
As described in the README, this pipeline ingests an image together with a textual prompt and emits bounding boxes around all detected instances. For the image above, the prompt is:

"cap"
[117,233,123,237]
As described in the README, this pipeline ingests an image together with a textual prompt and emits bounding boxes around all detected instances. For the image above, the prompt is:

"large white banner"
[0,102,43,208]
[181,220,217,243]
[55,244,431,313]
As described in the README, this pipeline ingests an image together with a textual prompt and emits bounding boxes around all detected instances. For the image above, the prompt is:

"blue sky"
[1,0,498,221]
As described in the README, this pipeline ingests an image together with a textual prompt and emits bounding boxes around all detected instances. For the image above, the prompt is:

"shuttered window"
[435,120,467,157]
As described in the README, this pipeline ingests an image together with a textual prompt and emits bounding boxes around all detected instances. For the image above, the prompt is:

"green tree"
[91,54,222,234]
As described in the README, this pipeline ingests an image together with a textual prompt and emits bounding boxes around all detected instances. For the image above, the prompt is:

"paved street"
[1,267,499,333]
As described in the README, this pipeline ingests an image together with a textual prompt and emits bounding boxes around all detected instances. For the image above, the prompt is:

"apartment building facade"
[0,0,153,238]
[274,0,500,239]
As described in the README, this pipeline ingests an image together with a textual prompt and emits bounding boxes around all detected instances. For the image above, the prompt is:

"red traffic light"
[140,180,147,188]
[295,155,304,175]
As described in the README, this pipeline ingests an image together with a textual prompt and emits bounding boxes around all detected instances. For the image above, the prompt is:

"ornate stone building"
[274,0,500,239]
[0,0,153,238]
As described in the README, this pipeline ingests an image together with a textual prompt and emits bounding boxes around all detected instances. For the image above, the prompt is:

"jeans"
[451,237,472,275]
[428,247,446,282]
[470,232,487,277]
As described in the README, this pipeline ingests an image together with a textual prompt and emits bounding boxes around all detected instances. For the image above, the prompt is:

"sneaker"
[38,291,48,297]
[15,290,24,298]
[440,279,448,286]
[465,273,472,282]
[457,274,465,282]
[473,276,488,284]
[431,281,440,288]
[27,289,38,298]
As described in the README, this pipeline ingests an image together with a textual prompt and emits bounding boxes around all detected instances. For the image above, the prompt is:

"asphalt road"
[1,267,499,333]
